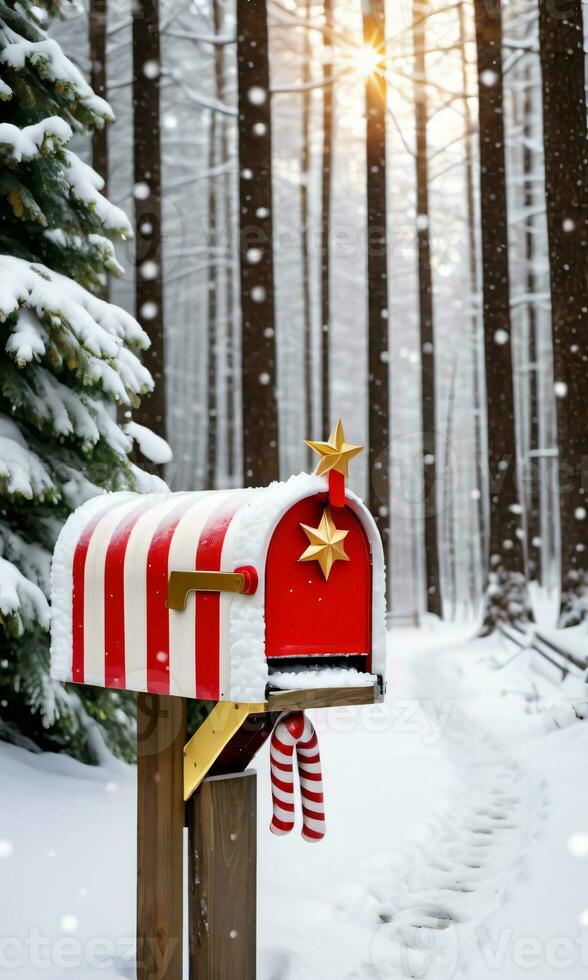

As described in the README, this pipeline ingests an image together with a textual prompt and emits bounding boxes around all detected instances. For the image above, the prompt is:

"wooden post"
[188,771,257,980]
[137,693,186,980]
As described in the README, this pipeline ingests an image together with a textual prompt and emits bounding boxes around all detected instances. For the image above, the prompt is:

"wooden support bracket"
[183,684,377,801]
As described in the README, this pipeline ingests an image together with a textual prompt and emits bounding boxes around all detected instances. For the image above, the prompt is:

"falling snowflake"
[134,181,150,201]
[142,60,160,80]
[248,86,267,105]
[480,69,498,87]
[567,832,588,858]
[140,301,158,320]
[60,914,78,933]
[140,260,159,280]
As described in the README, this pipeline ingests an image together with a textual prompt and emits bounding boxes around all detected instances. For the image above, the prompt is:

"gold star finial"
[305,419,363,478]
[299,508,350,580]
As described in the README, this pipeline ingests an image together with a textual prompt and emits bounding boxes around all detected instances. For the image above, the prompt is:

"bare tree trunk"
[443,357,458,618]
[413,0,441,617]
[225,131,237,484]
[321,0,334,437]
[206,0,224,490]
[458,0,486,588]
[89,0,108,302]
[538,0,588,623]
[237,0,279,485]
[522,64,541,583]
[473,0,528,628]
[363,0,390,553]
[89,0,108,186]
[301,0,313,460]
[132,0,166,467]
[222,5,237,484]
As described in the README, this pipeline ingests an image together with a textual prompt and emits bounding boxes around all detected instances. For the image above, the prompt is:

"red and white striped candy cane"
[269,711,326,842]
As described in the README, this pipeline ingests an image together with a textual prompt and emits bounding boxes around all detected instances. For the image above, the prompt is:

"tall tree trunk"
[321,0,334,437]
[321,0,334,439]
[538,0,588,623]
[206,128,218,492]
[473,0,528,628]
[89,0,108,186]
[221,3,236,484]
[89,0,108,301]
[301,0,313,459]
[413,0,441,617]
[458,0,486,595]
[132,0,166,466]
[206,0,224,490]
[363,0,390,553]
[522,63,541,583]
[225,117,237,485]
[237,0,279,485]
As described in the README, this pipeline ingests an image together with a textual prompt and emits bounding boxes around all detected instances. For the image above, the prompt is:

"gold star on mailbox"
[299,508,350,580]
[305,418,363,478]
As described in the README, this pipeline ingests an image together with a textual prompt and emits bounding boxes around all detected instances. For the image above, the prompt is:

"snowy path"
[255,630,550,980]
[360,688,547,979]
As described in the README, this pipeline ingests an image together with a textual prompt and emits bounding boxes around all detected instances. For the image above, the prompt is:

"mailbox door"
[265,495,372,666]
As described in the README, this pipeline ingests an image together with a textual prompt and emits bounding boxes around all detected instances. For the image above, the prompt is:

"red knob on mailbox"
[235,565,258,595]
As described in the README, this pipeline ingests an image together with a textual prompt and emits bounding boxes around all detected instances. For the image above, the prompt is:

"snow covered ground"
[1,623,587,979]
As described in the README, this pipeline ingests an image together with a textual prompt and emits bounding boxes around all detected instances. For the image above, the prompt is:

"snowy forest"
[0,0,587,976]
[1,0,586,756]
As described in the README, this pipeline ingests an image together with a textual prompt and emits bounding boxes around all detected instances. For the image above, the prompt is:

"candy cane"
[269,711,326,842]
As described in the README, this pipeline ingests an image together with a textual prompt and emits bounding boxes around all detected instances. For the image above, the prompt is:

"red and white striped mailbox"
[51,469,386,704]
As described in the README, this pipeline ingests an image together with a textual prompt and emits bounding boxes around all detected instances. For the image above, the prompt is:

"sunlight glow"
[352,44,382,77]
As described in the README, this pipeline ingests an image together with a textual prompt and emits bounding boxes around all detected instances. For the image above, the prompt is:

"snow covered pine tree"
[0,0,170,761]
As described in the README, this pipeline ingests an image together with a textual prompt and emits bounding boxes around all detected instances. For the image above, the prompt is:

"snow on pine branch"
[0,556,50,634]
[63,152,133,237]
[0,255,152,403]
[27,366,134,455]
[124,421,172,465]
[0,36,113,122]
[0,416,56,500]
[0,521,51,590]
[5,307,47,365]
[0,116,71,162]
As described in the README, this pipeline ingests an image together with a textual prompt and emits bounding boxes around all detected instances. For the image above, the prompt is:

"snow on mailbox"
[50,420,386,705]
